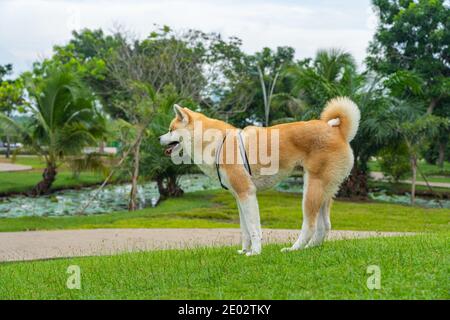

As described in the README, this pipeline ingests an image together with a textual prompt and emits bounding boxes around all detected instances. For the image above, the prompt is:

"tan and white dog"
[160,97,360,256]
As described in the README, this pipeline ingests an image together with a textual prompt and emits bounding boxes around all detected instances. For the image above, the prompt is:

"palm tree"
[22,67,105,196]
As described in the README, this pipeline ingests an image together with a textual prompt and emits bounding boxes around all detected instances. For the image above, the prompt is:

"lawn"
[0,155,107,195]
[0,171,105,195]
[368,180,450,195]
[0,232,448,299]
[368,159,450,184]
[0,155,48,169]
[0,190,448,233]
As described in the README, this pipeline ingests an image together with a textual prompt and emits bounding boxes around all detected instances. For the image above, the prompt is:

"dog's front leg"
[236,201,252,255]
[237,193,262,256]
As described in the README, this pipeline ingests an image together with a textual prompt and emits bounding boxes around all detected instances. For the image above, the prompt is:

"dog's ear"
[174,104,189,123]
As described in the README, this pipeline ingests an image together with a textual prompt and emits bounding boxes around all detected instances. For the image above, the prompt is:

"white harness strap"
[237,130,252,176]
[215,130,252,190]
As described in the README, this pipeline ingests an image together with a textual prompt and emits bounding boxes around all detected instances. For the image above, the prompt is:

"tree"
[395,113,448,204]
[107,80,157,211]
[0,64,25,158]
[219,46,295,127]
[255,47,295,126]
[367,0,450,163]
[21,67,105,195]
[0,64,12,82]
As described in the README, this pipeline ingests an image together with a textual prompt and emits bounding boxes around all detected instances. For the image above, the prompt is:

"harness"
[215,130,252,190]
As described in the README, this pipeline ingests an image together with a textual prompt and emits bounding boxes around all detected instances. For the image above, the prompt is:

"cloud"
[0,0,375,76]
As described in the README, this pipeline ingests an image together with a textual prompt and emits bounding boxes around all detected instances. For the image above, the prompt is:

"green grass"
[0,232,448,299]
[0,155,109,195]
[368,180,450,195]
[0,171,104,195]
[369,160,450,184]
[0,190,448,233]
[7,155,48,169]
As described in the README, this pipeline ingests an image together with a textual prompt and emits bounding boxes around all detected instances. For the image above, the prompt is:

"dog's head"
[159,104,196,156]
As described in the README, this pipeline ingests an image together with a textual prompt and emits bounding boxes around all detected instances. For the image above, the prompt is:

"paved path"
[370,171,450,188]
[0,228,413,262]
[0,163,32,172]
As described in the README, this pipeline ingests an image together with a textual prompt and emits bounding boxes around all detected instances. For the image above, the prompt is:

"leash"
[215,130,252,190]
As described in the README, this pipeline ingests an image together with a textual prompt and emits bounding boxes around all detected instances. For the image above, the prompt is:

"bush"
[378,143,411,183]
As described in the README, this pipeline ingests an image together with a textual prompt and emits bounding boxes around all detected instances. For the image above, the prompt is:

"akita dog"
[160,97,360,256]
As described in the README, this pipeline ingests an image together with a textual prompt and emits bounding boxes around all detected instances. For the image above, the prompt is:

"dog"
[160,97,360,256]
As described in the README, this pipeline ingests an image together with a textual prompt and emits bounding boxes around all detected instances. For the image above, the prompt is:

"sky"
[0,0,378,77]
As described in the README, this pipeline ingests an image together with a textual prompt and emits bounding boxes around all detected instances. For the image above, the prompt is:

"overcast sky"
[0,0,378,77]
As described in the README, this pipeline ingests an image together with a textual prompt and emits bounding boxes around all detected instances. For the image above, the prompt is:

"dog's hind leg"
[306,198,332,248]
[282,172,324,252]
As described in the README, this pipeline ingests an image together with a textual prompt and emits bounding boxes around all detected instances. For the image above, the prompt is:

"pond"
[0,174,221,218]
[0,175,448,218]
[276,177,450,209]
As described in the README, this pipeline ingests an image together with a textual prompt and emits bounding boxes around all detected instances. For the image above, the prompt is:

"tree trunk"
[156,176,168,199]
[426,98,438,114]
[167,175,184,197]
[437,142,445,169]
[99,140,105,154]
[128,137,142,211]
[410,155,417,206]
[30,165,57,196]
[5,135,10,159]
[337,165,368,198]
[156,175,184,200]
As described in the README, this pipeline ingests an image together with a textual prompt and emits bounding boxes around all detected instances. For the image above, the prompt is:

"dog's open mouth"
[164,141,181,156]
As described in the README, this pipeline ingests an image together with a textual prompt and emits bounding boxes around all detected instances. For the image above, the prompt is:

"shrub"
[378,143,410,183]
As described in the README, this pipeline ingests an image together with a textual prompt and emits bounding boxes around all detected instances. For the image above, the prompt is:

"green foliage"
[368,0,450,167]
[367,0,449,109]
[66,153,111,179]
[0,65,26,151]
[0,77,24,114]
[0,64,12,82]
[378,143,411,182]
[399,114,449,156]
[286,48,359,120]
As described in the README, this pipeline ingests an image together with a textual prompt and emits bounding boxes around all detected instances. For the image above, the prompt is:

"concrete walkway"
[0,163,32,172]
[0,228,413,262]
[370,171,450,188]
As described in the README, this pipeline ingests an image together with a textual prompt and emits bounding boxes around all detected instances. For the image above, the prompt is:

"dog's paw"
[281,246,298,253]
[237,249,248,255]
[245,250,261,257]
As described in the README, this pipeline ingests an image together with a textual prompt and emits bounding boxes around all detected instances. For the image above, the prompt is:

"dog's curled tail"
[321,97,360,142]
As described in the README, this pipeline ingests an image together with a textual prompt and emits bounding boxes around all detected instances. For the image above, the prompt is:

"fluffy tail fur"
[320,97,360,142]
